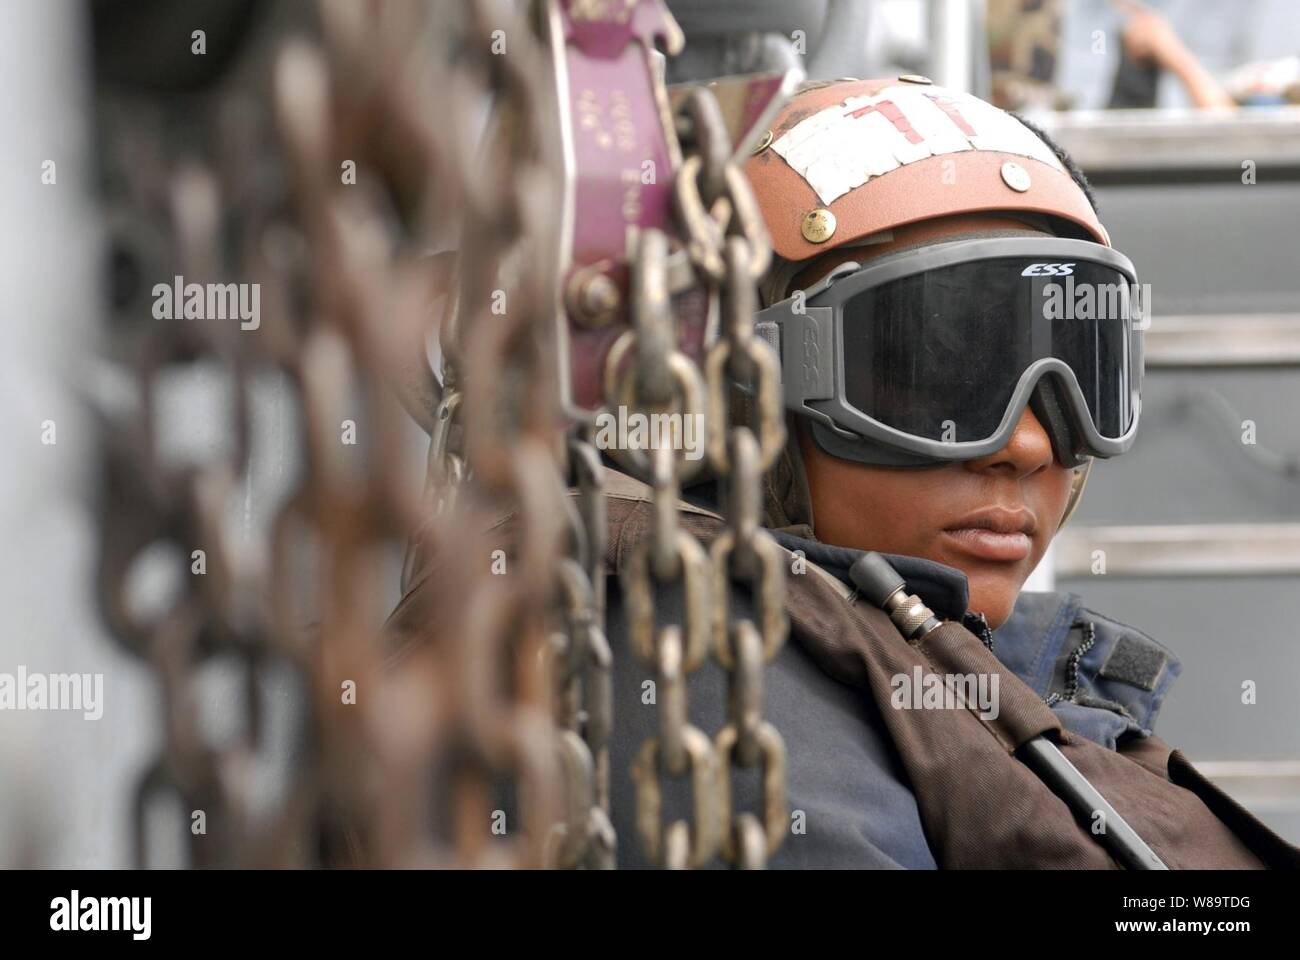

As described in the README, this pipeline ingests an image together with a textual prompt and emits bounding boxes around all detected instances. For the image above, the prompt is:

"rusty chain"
[620,87,787,869]
[96,0,784,871]
[97,0,580,868]
[544,432,616,868]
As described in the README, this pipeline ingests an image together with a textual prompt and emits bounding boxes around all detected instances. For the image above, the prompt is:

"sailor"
[595,78,1296,868]
[385,78,1298,869]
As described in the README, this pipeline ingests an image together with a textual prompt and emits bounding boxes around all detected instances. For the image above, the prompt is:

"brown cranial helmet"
[747,76,1107,258]
[744,77,1123,531]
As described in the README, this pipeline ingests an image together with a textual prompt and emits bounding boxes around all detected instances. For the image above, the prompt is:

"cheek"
[1033,465,1077,534]
[805,454,956,553]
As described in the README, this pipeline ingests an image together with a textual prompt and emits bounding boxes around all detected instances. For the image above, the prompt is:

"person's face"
[798,412,1073,630]
[791,216,1075,629]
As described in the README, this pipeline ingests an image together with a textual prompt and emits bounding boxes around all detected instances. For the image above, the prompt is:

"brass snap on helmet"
[745,78,1144,529]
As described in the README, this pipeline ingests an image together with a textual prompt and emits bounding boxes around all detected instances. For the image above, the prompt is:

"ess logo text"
[1021,262,1075,276]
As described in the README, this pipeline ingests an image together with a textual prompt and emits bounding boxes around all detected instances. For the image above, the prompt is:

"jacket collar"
[771,531,1182,744]
[770,532,971,621]
[623,471,1181,746]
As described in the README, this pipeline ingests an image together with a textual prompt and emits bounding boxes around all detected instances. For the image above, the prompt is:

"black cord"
[1046,617,1096,706]
[962,610,995,652]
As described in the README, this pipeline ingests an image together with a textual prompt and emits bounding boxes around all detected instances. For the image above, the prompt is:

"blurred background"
[1,0,1297,866]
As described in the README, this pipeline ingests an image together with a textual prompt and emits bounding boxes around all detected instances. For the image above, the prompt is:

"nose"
[963,406,1056,479]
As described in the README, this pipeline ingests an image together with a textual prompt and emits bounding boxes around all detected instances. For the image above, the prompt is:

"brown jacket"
[383,473,1299,868]
[595,473,1299,869]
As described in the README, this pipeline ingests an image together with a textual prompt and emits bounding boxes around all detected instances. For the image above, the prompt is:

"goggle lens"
[838,257,1136,443]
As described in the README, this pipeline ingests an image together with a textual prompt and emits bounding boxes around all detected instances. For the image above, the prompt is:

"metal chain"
[688,89,789,870]
[618,85,786,868]
[97,0,572,868]
[383,0,577,868]
[545,433,616,868]
[97,0,783,871]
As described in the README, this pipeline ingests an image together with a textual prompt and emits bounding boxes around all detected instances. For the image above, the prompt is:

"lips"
[941,508,1037,563]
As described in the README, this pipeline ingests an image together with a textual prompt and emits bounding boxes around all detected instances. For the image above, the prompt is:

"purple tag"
[556,0,683,409]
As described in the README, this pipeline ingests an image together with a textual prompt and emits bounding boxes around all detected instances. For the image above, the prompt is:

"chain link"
[97,0,785,871]
[687,91,789,870]
[613,84,787,869]
[97,0,580,868]
[544,433,616,869]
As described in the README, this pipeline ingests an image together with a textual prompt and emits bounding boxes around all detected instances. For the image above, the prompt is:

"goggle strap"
[1029,379,1090,469]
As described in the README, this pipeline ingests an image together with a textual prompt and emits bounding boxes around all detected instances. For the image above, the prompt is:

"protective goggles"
[753,237,1144,468]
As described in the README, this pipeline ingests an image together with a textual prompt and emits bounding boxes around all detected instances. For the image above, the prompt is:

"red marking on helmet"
[845,99,923,144]
[924,94,977,136]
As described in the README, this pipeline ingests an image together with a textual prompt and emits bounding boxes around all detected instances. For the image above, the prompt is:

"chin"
[958,565,1025,629]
